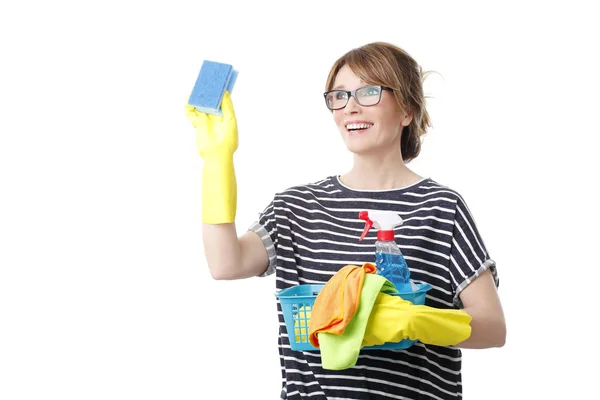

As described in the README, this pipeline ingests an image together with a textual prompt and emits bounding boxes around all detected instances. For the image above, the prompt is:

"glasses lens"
[356,86,382,106]
[325,91,348,110]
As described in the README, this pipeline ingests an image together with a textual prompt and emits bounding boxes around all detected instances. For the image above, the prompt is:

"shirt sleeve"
[248,200,278,277]
[448,194,499,307]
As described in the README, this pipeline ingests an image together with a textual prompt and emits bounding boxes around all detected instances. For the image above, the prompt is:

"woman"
[186,41,506,399]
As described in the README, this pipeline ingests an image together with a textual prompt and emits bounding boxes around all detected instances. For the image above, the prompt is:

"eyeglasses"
[323,85,393,110]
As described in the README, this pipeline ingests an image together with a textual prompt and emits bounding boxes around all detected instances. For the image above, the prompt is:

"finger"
[185,104,207,128]
[220,91,236,121]
[184,103,196,118]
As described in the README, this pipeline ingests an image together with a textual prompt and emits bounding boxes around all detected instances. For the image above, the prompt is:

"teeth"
[346,123,373,130]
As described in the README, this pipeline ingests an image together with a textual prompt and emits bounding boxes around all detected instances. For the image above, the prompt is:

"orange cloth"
[308,263,376,347]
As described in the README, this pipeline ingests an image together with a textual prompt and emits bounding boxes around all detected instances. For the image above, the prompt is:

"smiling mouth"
[346,122,374,134]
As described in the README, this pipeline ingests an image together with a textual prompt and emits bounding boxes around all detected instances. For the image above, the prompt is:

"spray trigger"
[358,211,372,241]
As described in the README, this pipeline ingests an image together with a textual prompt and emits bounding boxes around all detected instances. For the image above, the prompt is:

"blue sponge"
[188,60,238,116]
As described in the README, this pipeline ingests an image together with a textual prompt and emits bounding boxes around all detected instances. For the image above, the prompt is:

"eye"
[334,91,348,100]
[364,86,381,96]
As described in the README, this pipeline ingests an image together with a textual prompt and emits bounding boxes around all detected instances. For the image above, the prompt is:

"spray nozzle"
[358,210,404,241]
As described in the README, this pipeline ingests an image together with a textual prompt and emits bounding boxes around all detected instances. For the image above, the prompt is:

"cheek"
[333,111,344,127]
[377,109,402,131]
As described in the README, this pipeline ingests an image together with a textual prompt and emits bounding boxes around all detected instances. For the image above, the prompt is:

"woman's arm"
[185,92,271,280]
[455,268,506,349]
[202,224,270,280]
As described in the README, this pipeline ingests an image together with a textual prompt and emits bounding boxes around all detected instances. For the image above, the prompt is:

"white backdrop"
[1,1,598,399]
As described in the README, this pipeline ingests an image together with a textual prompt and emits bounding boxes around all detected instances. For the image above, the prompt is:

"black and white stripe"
[249,176,498,399]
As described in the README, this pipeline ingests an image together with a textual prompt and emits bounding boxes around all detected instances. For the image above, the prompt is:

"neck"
[340,150,423,190]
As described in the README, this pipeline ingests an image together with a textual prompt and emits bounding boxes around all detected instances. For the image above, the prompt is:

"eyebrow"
[332,85,345,90]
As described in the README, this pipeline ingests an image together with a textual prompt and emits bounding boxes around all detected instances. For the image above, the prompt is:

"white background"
[1,1,599,399]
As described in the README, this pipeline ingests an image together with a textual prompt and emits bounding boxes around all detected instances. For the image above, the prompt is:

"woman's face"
[331,65,412,156]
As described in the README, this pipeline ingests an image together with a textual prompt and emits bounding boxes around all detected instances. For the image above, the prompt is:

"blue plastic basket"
[275,282,432,351]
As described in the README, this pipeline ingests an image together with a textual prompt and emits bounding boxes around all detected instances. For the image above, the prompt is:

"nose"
[344,95,361,115]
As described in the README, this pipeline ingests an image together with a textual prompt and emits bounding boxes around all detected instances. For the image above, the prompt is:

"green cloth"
[318,274,397,370]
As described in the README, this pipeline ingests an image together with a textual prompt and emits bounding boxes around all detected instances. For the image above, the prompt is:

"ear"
[401,112,413,127]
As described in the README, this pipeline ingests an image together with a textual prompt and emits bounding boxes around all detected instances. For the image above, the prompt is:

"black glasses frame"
[323,85,393,110]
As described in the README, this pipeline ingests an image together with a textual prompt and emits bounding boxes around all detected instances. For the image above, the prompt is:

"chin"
[340,129,378,155]
[343,141,376,155]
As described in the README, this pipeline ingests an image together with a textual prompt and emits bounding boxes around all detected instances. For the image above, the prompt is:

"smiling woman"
[324,42,432,166]
[186,41,505,400]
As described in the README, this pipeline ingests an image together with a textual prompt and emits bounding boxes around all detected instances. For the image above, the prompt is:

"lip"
[344,120,374,128]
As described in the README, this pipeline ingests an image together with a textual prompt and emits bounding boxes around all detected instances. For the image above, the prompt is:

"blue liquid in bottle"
[376,253,410,286]
[375,243,413,293]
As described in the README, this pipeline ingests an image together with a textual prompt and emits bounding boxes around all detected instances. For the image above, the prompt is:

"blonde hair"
[325,42,433,163]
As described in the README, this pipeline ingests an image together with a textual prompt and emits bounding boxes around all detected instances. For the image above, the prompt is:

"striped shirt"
[249,176,499,400]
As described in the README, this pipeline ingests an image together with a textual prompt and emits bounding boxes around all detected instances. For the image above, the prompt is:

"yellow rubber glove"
[363,293,472,347]
[185,91,238,224]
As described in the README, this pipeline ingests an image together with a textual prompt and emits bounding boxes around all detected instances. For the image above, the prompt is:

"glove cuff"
[201,157,237,224]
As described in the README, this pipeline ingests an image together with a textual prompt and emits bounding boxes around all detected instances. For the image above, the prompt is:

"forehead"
[333,65,366,89]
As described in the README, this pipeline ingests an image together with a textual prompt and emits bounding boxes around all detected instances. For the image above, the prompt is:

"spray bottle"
[358,210,414,293]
